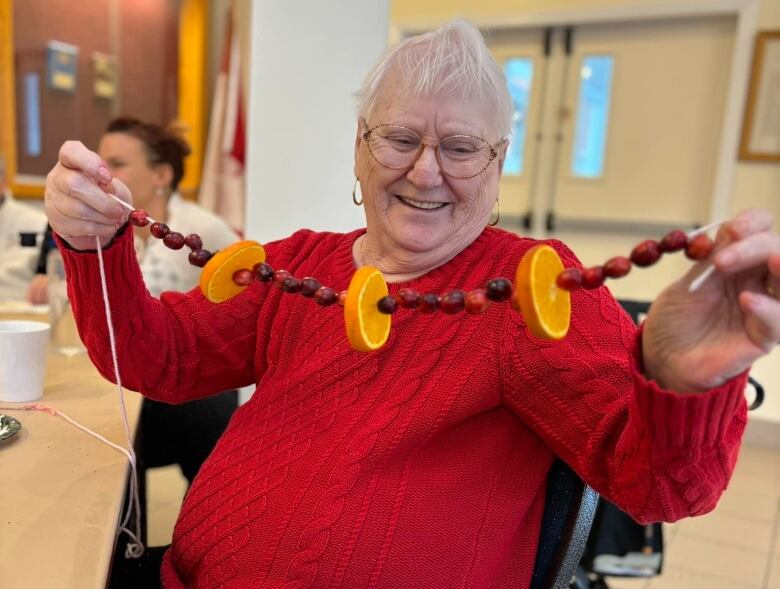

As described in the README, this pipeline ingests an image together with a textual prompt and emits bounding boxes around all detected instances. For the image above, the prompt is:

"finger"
[47,165,124,220]
[49,184,125,228]
[110,178,134,208]
[739,291,780,352]
[723,209,774,241]
[56,218,121,240]
[58,141,113,185]
[714,232,780,274]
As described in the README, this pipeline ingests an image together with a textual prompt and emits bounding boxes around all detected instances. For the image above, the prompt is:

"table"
[0,314,142,588]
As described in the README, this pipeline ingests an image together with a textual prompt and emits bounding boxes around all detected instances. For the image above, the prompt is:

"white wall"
[245,0,389,242]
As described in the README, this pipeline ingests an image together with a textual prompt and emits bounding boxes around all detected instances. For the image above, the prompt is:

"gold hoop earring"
[488,200,500,227]
[352,178,363,206]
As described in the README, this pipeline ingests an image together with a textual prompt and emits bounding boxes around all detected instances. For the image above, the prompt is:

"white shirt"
[0,193,48,301]
[136,194,240,297]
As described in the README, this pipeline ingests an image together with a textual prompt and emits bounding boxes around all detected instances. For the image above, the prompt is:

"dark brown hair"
[106,117,191,191]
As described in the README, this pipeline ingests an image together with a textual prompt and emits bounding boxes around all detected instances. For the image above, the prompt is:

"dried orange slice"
[514,244,571,340]
[199,240,266,303]
[344,266,391,352]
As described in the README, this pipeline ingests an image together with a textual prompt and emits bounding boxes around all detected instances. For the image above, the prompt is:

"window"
[503,57,534,175]
[571,55,614,178]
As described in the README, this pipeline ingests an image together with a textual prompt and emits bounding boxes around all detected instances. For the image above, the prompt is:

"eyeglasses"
[362,122,503,179]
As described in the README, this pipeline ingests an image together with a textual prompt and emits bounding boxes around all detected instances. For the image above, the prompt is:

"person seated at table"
[44,21,780,589]
[0,154,48,302]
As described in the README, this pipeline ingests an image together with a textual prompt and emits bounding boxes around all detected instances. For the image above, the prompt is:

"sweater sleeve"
[60,226,306,403]
[500,239,748,524]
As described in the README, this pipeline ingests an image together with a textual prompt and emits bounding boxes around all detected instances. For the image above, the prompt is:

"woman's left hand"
[642,209,780,393]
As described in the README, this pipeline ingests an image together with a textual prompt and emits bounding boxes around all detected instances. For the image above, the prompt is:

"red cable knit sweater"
[62,226,747,589]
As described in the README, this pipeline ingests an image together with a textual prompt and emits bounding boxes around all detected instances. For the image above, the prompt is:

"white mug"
[0,320,50,402]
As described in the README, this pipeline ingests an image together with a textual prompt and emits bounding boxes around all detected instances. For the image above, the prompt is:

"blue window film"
[571,56,614,178]
[503,58,534,176]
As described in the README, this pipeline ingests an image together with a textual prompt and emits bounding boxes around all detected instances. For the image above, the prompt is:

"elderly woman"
[45,21,779,589]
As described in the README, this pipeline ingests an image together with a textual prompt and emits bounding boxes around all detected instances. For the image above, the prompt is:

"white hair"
[356,20,513,139]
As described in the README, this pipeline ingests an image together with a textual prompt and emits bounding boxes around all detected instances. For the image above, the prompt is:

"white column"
[245,0,389,242]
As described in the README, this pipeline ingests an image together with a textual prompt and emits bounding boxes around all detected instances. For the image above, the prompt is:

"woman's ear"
[154,163,174,192]
[354,119,365,177]
[497,139,509,176]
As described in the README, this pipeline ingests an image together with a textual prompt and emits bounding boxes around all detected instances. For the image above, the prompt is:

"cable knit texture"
[60,226,748,589]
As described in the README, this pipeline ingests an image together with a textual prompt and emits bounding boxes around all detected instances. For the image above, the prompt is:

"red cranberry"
[556,268,583,291]
[603,256,632,279]
[163,231,185,250]
[129,210,149,227]
[313,287,337,306]
[685,234,714,260]
[465,289,490,314]
[149,222,169,239]
[659,230,688,253]
[337,290,348,306]
[581,266,606,289]
[630,240,661,267]
[281,277,302,293]
[486,278,512,302]
[377,296,398,314]
[184,234,203,250]
[440,290,466,314]
[273,270,292,289]
[395,288,420,309]
[232,269,253,286]
[253,263,274,282]
[188,249,212,267]
[417,293,439,313]
[300,277,321,297]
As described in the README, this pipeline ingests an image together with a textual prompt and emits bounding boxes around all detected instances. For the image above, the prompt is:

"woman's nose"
[406,145,443,188]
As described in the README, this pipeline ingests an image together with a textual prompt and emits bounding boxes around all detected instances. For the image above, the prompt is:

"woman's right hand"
[45,141,132,251]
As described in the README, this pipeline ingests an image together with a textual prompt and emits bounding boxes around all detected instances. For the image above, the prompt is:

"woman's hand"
[44,141,131,251]
[26,274,49,305]
[642,209,780,393]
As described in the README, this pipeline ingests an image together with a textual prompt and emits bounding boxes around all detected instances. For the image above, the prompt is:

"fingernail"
[97,166,112,183]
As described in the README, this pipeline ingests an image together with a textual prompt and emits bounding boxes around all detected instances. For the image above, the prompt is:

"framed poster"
[46,40,78,92]
[739,31,780,162]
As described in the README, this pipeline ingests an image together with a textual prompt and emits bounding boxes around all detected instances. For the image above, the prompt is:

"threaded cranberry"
[465,289,490,314]
[659,230,688,253]
[313,286,337,306]
[417,293,439,313]
[232,269,253,286]
[630,240,661,267]
[685,234,714,260]
[486,278,512,302]
[129,210,149,227]
[149,222,169,239]
[440,290,465,314]
[282,277,302,293]
[556,268,583,291]
[300,277,321,297]
[184,233,203,250]
[273,270,292,289]
[253,263,274,282]
[377,295,398,314]
[163,231,185,250]
[188,249,212,267]
[395,288,420,309]
[582,266,606,290]
[337,290,348,306]
[603,256,632,279]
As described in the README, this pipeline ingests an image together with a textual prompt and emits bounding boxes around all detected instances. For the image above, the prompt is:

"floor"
[146,443,780,587]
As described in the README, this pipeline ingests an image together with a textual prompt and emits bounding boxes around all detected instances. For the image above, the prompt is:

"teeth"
[398,196,447,210]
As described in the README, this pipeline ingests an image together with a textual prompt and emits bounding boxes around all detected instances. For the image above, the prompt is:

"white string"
[95,234,145,558]
[687,221,724,293]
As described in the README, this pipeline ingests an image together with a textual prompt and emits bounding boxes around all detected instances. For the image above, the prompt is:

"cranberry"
[313,287,338,306]
[603,256,632,279]
[149,222,169,239]
[377,296,398,314]
[163,231,185,250]
[184,234,203,250]
[337,290,348,306]
[281,277,302,293]
[417,293,439,313]
[440,290,466,314]
[395,288,420,309]
[129,210,149,227]
[685,234,714,260]
[273,270,292,289]
[465,289,490,314]
[253,263,274,282]
[486,278,512,302]
[232,269,253,286]
[630,240,661,267]
[300,277,321,297]
[659,230,688,253]
[556,268,583,291]
[510,292,522,312]
[188,249,212,267]
[581,266,605,289]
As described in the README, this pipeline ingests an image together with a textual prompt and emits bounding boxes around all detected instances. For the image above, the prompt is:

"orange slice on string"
[199,240,266,303]
[514,244,571,340]
[344,266,391,352]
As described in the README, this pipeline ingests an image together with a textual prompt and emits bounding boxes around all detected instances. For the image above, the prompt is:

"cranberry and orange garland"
[128,209,714,350]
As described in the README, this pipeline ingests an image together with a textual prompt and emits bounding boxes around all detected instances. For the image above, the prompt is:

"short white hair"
[356,20,513,139]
